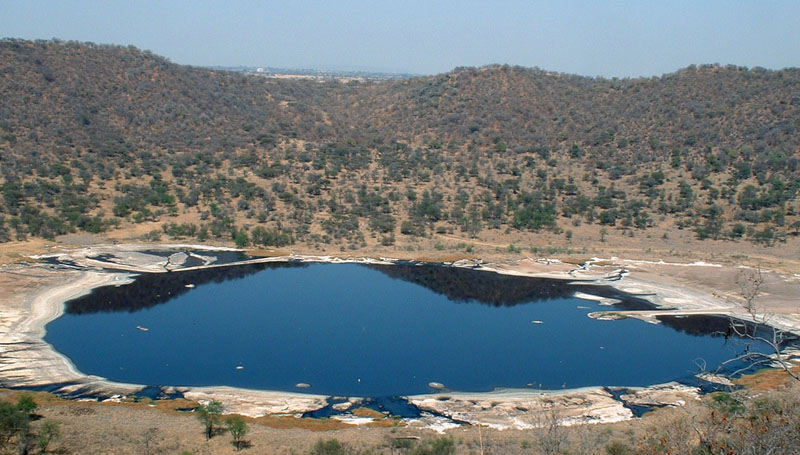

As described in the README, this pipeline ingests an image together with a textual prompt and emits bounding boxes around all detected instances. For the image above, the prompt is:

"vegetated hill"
[0,39,798,249]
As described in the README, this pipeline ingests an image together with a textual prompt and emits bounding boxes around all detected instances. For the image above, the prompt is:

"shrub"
[310,438,347,455]
[411,437,455,455]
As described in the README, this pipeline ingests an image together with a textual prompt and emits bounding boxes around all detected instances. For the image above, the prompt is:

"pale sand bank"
[0,269,135,387]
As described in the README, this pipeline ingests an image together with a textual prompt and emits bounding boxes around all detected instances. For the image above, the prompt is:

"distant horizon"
[206,62,419,76]
[205,60,800,78]
[7,36,799,81]
[2,1,798,79]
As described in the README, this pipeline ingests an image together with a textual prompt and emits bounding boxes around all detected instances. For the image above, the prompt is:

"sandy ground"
[0,241,798,452]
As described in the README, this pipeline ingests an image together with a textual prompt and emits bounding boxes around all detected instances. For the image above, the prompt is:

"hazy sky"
[2,0,798,76]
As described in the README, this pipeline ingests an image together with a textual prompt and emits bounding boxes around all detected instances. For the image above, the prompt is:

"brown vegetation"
[1,39,798,254]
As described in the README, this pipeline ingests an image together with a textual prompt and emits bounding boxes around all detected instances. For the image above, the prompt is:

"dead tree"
[718,267,799,381]
[527,400,570,455]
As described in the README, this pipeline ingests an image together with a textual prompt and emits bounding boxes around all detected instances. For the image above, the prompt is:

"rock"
[167,252,188,267]
[409,388,633,429]
[696,373,734,386]
[332,402,353,411]
[619,382,701,408]
[183,387,327,417]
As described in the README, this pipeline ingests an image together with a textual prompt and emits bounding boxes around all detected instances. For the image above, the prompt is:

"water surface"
[45,262,761,396]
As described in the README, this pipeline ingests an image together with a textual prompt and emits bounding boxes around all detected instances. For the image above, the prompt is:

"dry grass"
[253,415,352,431]
[0,238,55,264]
[734,367,798,391]
[246,248,291,257]
[409,253,479,263]
[352,407,385,419]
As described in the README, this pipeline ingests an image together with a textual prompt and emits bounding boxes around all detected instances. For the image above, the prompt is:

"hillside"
[1,39,798,251]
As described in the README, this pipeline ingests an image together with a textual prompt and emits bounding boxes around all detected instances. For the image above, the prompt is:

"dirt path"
[435,233,511,249]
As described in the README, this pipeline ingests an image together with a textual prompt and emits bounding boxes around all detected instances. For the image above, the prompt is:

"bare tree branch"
[722,267,800,381]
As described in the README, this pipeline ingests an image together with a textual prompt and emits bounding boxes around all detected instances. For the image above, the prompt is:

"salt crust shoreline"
[2,244,797,429]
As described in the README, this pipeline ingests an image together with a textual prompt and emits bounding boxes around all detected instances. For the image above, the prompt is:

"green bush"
[310,438,347,455]
[605,441,632,455]
[411,437,455,455]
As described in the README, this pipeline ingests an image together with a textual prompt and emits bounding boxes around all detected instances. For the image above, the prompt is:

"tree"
[411,190,444,224]
[36,420,60,453]
[250,226,293,247]
[225,415,249,451]
[462,204,482,238]
[720,267,800,381]
[513,203,556,231]
[0,401,30,453]
[14,395,37,455]
[232,228,249,248]
[532,404,569,455]
[15,395,37,419]
[17,426,33,455]
[142,427,157,455]
[195,400,224,440]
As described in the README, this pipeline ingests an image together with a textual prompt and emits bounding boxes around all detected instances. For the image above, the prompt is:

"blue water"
[45,263,760,397]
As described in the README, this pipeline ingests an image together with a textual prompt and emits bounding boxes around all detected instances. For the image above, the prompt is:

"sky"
[2,0,799,77]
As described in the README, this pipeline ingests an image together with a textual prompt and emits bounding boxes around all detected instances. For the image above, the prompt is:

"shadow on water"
[65,261,307,314]
[656,315,734,337]
[63,259,781,342]
[658,314,799,345]
[365,263,654,309]
[66,259,653,315]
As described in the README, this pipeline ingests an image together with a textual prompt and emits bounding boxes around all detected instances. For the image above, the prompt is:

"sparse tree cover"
[0,39,798,247]
[0,395,62,455]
